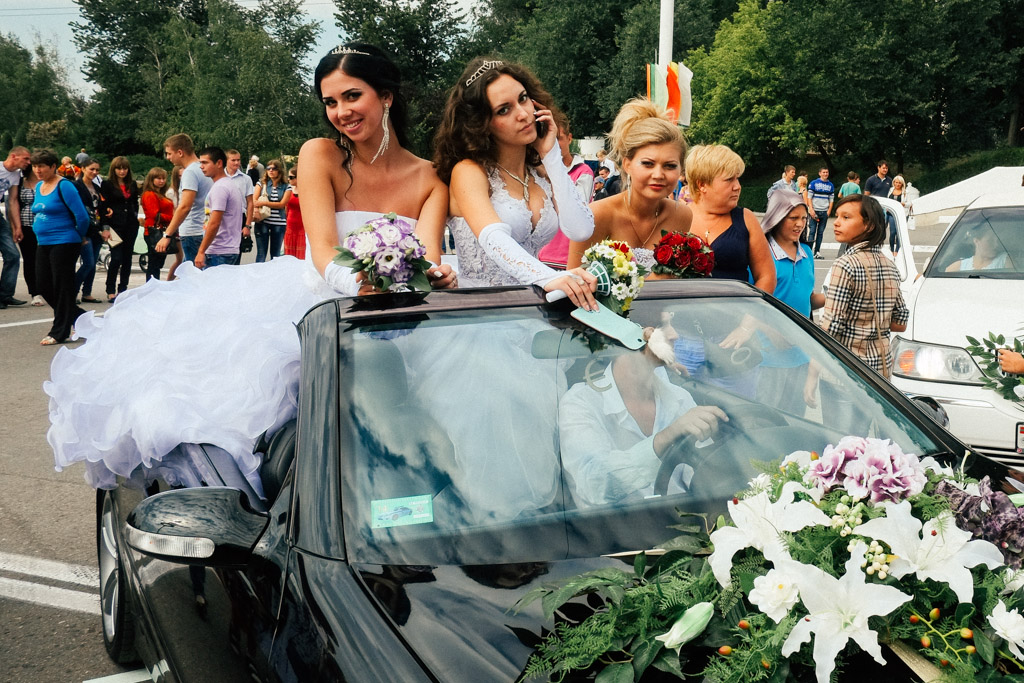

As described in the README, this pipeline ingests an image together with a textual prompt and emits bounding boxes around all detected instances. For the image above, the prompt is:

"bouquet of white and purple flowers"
[333,213,433,293]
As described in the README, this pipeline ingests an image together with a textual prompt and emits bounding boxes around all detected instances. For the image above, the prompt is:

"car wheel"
[97,489,139,664]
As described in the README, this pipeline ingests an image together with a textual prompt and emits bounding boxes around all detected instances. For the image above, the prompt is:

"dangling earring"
[371,103,391,164]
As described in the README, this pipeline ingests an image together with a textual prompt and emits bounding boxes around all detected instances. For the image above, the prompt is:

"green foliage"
[965,333,1024,403]
[0,35,82,151]
[913,148,1024,195]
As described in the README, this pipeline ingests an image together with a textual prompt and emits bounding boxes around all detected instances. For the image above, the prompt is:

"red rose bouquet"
[651,231,715,278]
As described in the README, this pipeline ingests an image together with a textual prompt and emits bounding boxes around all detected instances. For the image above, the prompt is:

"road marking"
[0,550,98,587]
[0,576,98,614]
[0,317,54,328]
[82,670,152,683]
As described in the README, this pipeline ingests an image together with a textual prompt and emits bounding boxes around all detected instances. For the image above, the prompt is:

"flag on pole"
[647,61,692,127]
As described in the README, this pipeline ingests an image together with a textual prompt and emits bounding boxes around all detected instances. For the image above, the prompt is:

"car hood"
[353,557,619,681]
[909,276,1024,346]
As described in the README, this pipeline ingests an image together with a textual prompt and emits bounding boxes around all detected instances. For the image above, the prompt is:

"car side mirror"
[125,487,268,568]
[911,396,950,429]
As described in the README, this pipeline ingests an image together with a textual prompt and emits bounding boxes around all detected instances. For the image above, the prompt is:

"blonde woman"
[685,144,774,292]
[887,174,908,254]
[567,98,691,271]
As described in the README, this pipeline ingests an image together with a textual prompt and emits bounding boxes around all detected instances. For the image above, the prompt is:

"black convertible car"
[97,280,1013,682]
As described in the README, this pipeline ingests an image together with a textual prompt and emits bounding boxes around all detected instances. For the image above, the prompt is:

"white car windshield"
[337,297,950,566]
[927,207,1023,278]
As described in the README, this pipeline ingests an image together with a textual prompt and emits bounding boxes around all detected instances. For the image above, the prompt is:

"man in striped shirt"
[807,167,834,259]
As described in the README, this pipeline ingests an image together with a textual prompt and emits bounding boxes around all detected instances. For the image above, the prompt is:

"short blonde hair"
[607,98,686,167]
[685,144,745,201]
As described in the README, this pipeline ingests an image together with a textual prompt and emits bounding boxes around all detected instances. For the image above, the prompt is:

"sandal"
[82,295,101,303]
[40,336,60,346]
[107,294,117,303]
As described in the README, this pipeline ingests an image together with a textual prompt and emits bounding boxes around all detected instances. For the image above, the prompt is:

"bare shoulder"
[299,138,344,168]
[450,158,488,186]
[663,200,693,231]
[742,207,764,232]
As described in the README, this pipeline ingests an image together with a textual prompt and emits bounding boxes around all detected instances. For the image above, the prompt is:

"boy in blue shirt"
[807,167,834,258]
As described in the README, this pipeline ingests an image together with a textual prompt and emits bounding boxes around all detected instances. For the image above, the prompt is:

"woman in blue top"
[30,149,91,345]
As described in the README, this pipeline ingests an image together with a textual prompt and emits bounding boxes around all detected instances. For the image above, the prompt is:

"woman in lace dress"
[567,98,692,272]
[433,57,597,309]
[47,43,454,491]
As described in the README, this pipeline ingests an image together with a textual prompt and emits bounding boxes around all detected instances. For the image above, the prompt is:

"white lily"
[708,481,829,587]
[781,542,912,683]
[988,600,1024,659]
[1004,568,1024,595]
[855,500,1004,603]
[653,602,714,653]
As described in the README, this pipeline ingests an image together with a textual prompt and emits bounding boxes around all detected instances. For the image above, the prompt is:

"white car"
[890,193,1024,466]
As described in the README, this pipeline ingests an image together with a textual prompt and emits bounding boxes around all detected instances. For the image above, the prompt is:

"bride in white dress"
[45,43,454,491]
[566,98,692,272]
[433,58,598,307]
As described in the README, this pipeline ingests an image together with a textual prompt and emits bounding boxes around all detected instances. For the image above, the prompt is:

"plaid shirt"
[820,242,909,374]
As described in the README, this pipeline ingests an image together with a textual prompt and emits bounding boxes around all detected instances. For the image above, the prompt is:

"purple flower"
[807,446,853,491]
[373,246,405,277]
[344,230,383,260]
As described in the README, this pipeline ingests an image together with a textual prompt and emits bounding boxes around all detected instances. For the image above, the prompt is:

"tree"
[0,35,81,151]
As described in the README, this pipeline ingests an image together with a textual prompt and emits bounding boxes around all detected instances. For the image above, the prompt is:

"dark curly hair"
[433,57,556,184]
[836,194,886,247]
[313,43,409,154]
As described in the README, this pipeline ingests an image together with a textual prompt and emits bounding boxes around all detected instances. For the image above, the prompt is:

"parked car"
[98,280,1014,681]
[890,192,1024,466]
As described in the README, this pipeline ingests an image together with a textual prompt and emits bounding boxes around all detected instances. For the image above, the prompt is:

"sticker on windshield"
[371,495,434,529]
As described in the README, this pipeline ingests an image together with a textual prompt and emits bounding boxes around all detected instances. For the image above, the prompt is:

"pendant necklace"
[625,193,662,247]
[496,163,530,205]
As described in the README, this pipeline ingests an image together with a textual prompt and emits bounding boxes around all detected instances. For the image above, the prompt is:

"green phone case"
[571,303,646,350]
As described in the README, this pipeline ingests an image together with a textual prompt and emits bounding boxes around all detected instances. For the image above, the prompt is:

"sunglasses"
[268,166,279,171]
[288,175,296,179]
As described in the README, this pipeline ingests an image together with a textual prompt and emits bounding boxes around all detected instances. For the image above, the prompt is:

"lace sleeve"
[541,146,594,241]
[478,222,560,286]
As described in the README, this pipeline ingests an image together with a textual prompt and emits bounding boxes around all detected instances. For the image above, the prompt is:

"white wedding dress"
[46,211,400,492]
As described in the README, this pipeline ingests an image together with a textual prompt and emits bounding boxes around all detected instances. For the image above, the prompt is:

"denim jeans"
[205,253,240,268]
[0,212,21,299]
[254,222,285,263]
[76,232,103,296]
[180,235,203,263]
[809,210,829,254]
[887,213,900,253]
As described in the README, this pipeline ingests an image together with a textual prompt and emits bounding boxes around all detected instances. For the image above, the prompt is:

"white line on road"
[0,576,98,614]
[82,670,152,683]
[0,317,54,328]
[0,550,99,587]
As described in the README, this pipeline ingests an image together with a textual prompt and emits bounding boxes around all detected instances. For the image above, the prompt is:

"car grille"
[973,446,1024,472]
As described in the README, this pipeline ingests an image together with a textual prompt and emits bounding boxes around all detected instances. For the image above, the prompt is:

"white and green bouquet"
[580,240,648,314]
[517,436,1024,682]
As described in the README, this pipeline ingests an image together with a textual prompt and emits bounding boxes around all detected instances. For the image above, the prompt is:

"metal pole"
[658,0,674,67]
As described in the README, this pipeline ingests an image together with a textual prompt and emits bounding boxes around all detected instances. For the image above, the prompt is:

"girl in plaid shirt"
[817,195,908,376]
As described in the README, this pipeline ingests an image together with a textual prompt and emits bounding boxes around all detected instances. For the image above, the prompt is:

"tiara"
[331,46,370,57]
[465,60,503,87]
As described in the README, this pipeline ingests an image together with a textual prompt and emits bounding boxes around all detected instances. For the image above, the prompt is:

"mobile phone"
[535,119,548,138]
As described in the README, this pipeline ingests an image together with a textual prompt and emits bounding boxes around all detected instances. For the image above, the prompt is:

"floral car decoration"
[965,332,1024,402]
[516,436,1024,682]
[579,239,648,314]
[651,231,715,279]
[333,212,433,293]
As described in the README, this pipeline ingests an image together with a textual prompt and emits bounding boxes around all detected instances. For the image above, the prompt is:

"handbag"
[105,227,123,248]
[240,234,253,253]
[256,204,272,222]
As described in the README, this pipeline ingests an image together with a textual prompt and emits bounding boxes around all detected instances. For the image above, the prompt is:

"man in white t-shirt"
[225,149,254,244]
[158,133,214,263]
[0,146,31,308]
[195,147,244,269]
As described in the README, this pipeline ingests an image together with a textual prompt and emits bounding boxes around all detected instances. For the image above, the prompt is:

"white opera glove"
[541,145,594,241]
[478,222,560,286]
[322,261,360,296]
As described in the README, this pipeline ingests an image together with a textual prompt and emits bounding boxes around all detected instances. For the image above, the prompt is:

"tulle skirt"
[45,257,335,492]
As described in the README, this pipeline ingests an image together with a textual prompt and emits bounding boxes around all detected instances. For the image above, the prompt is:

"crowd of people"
[0,142,308,344]
[21,41,1006,492]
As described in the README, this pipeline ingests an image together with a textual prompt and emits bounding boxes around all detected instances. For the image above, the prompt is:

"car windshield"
[926,207,1023,279]
[337,297,948,566]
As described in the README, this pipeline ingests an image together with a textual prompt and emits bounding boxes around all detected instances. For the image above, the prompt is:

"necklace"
[496,163,530,204]
[624,193,662,246]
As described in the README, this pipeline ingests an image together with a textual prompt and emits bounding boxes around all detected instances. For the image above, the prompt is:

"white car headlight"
[892,337,984,384]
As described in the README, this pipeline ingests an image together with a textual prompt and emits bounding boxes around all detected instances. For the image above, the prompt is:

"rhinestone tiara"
[331,46,370,57]
[465,60,503,87]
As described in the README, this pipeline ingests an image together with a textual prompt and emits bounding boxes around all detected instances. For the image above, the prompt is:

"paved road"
[0,217,947,682]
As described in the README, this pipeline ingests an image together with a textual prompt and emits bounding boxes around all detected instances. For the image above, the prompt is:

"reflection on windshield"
[339,300,946,566]
[930,208,1022,277]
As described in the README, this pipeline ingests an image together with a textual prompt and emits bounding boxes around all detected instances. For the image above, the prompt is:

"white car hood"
[909,277,1024,346]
